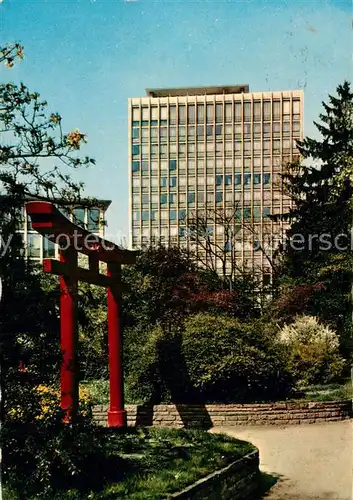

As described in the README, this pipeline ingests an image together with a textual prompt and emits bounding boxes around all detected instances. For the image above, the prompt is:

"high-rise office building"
[128,85,303,279]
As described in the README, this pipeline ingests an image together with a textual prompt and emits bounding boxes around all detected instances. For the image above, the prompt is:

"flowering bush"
[279,315,345,386]
[8,384,92,422]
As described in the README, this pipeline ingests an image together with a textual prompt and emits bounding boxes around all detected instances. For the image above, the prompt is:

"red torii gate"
[25,201,137,427]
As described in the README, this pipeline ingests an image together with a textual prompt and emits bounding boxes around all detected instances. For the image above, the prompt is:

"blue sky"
[1,0,351,244]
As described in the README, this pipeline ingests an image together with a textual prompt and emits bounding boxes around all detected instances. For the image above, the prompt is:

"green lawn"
[4,428,255,500]
[295,380,352,402]
[83,378,352,406]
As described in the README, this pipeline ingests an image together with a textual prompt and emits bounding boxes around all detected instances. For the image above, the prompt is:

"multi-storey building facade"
[128,85,303,279]
[14,198,111,261]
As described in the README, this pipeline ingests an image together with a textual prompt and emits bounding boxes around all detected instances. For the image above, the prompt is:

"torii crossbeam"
[25,201,137,427]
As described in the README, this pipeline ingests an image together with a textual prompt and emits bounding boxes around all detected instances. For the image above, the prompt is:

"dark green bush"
[125,313,293,404]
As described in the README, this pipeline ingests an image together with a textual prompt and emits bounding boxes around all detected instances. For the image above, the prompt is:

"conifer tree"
[276,82,353,350]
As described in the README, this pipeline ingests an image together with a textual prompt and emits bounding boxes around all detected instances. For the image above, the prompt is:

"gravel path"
[211,420,352,499]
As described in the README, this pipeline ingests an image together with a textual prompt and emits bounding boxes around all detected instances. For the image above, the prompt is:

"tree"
[276,82,353,350]
[184,206,272,288]
[0,43,102,496]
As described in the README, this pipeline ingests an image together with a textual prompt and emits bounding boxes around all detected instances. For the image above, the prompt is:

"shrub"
[181,314,292,402]
[279,315,346,386]
[125,314,293,404]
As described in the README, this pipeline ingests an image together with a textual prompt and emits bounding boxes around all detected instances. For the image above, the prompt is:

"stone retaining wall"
[92,400,352,428]
[165,450,260,500]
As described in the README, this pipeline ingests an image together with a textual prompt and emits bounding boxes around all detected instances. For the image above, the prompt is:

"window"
[253,207,261,220]
[179,144,186,156]
[160,177,168,188]
[283,121,290,133]
[263,173,271,185]
[263,101,271,120]
[254,101,261,121]
[133,211,140,221]
[132,128,139,139]
[215,124,223,136]
[141,161,149,172]
[263,207,271,218]
[142,194,149,204]
[243,102,251,121]
[188,126,195,138]
[188,104,195,124]
[132,107,140,121]
[234,141,241,153]
[216,103,223,122]
[179,105,186,123]
[151,106,158,122]
[188,192,195,203]
[225,102,232,122]
[28,233,41,258]
[225,174,232,185]
[243,208,251,219]
[273,122,280,134]
[170,210,177,221]
[170,159,177,171]
[160,106,168,122]
[292,100,300,114]
[206,125,213,136]
[215,175,223,186]
[253,174,261,185]
[234,102,242,122]
[206,104,214,122]
[170,176,177,187]
[283,100,290,114]
[273,100,280,119]
[43,238,56,258]
[87,209,100,232]
[197,125,204,136]
[141,211,149,221]
[253,140,261,151]
[216,191,223,203]
[132,144,140,156]
[179,209,186,221]
[234,174,242,186]
[169,127,176,139]
[73,208,85,226]
[293,121,300,132]
[132,161,140,173]
[197,104,204,123]
[244,173,251,185]
[169,105,176,123]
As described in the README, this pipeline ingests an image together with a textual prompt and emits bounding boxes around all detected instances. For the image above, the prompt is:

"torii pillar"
[25,201,137,427]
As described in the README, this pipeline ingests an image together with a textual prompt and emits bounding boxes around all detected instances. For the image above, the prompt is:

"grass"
[4,427,255,500]
[83,378,353,406]
[294,380,352,402]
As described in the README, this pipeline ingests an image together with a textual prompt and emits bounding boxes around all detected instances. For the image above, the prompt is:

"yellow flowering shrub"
[7,385,92,421]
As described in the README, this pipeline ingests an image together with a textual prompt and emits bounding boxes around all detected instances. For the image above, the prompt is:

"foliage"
[3,427,255,500]
[125,314,293,404]
[180,314,292,402]
[0,42,99,498]
[279,315,346,386]
[276,82,353,350]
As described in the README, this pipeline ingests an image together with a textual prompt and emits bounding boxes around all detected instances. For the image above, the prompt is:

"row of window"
[132,122,301,139]
[131,100,301,125]
[21,233,56,259]
[132,206,272,222]
[132,140,296,157]
[133,173,272,188]
[131,155,292,171]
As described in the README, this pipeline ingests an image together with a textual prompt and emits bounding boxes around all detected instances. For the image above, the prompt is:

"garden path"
[212,420,352,499]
